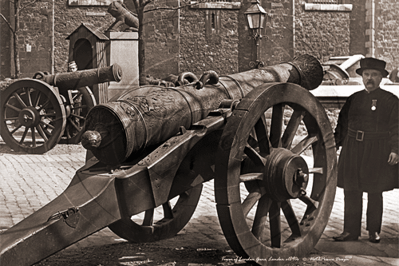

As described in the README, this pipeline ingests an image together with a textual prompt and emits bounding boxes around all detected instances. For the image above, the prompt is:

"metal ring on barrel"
[215,82,337,263]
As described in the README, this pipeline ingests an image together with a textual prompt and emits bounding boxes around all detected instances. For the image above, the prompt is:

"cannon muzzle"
[33,64,123,92]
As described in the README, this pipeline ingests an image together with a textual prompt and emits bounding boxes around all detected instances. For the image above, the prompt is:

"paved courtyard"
[0,140,398,265]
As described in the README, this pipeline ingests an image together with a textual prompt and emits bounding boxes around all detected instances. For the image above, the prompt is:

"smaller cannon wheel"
[59,87,97,144]
[0,79,66,153]
[215,83,337,263]
[108,184,202,242]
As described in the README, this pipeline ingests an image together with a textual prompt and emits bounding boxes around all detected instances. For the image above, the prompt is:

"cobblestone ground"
[1,141,398,266]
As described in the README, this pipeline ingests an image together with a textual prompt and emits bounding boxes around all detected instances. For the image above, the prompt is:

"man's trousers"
[343,190,383,236]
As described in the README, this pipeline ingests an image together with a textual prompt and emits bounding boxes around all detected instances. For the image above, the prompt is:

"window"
[308,0,340,3]
[205,10,221,43]
[305,0,352,11]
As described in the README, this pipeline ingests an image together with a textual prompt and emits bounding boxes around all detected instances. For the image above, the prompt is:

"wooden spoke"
[254,116,271,154]
[31,128,36,147]
[26,88,33,106]
[69,113,85,120]
[281,108,305,149]
[33,91,42,107]
[162,201,174,220]
[239,173,263,183]
[19,127,29,144]
[244,144,266,167]
[299,195,318,226]
[5,116,19,121]
[38,99,51,111]
[12,92,27,108]
[252,196,272,241]
[299,195,318,211]
[71,105,87,111]
[72,91,82,101]
[309,167,323,174]
[269,201,282,248]
[36,125,49,141]
[142,209,154,226]
[281,200,301,237]
[247,134,258,148]
[66,117,80,131]
[269,104,284,148]
[40,120,55,130]
[5,103,22,113]
[291,135,318,154]
[10,124,23,135]
[242,191,262,218]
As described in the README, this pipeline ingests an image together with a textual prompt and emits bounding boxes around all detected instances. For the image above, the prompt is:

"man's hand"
[388,152,399,165]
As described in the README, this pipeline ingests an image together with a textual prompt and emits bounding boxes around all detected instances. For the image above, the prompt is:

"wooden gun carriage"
[0,64,122,153]
[0,55,337,265]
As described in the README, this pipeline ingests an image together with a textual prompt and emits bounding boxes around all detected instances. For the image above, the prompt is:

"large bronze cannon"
[0,64,122,153]
[0,55,337,265]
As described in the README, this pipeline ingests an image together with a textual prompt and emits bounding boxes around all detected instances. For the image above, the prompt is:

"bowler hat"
[356,57,389,77]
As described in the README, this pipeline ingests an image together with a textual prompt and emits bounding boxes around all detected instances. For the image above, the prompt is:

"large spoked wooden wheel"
[0,79,66,153]
[60,86,96,144]
[108,184,202,242]
[215,83,337,263]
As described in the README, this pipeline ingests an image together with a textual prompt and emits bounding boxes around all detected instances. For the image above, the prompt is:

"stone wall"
[375,0,399,71]
[179,5,240,78]
[142,0,180,78]
[294,0,351,61]
[263,0,293,66]
[349,0,367,57]
[0,1,12,79]
[1,0,54,78]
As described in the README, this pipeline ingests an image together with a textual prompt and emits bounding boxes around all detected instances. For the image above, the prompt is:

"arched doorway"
[73,39,93,70]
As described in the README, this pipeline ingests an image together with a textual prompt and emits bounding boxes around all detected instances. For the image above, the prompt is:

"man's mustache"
[366,80,374,85]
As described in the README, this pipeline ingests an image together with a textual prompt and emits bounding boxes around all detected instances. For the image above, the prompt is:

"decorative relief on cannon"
[106,1,139,32]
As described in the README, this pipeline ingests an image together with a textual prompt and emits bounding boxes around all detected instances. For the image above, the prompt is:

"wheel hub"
[18,107,41,127]
[263,148,309,202]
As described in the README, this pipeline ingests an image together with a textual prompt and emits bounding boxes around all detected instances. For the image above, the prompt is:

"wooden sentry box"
[67,23,139,103]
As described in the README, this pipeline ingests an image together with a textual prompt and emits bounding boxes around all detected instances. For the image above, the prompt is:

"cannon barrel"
[34,64,123,92]
[81,55,323,165]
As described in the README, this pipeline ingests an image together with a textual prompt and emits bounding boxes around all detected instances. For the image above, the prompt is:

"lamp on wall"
[244,0,267,68]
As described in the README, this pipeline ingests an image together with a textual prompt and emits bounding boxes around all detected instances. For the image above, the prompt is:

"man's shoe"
[333,232,358,241]
[369,232,381,243]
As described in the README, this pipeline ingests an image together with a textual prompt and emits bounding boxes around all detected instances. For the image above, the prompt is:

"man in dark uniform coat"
[333,57,398,243]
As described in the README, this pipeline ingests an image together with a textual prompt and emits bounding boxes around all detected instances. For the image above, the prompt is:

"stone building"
[1,0,398,81]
